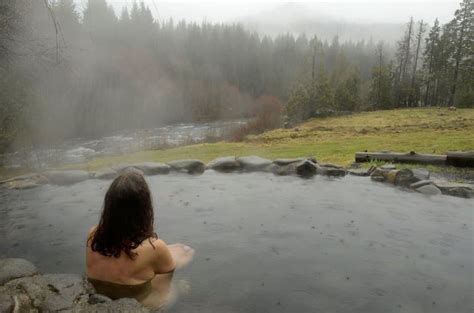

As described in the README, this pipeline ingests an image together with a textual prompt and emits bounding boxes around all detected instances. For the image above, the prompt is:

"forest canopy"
[0,0,472,153]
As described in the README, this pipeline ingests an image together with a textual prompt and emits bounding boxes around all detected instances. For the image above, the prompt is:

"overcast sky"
[76,0,459,24]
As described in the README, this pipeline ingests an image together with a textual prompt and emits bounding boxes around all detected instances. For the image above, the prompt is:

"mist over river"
[0,172,472,313]
[2,119,247,169]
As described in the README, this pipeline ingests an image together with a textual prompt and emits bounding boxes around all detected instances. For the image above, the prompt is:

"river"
[1,119,247,169]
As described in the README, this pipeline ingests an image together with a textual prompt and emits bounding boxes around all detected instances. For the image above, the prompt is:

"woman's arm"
[149,239,177,274]
[167,244,195,269]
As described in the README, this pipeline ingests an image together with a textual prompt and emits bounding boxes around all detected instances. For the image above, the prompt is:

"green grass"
[1,108,474,179]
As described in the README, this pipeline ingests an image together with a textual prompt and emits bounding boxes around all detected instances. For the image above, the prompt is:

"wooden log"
[355,151,446,166]
[446,151,474,168]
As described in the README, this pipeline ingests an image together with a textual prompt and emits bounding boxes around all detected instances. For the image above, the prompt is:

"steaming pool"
[0,172,472,313]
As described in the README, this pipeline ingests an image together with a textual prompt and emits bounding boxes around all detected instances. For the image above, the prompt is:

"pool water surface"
[0,172,472,312]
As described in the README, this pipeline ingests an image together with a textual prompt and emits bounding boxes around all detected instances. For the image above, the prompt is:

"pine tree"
[422,19,441,106]
[369,43,393,109]
[448,0,474,105]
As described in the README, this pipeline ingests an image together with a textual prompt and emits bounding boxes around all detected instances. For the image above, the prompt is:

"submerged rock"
[44,170,90,185]
[131,162,171,175]
[416,184,442,196]
[0,258,38,285]
[237,156,272,172]
[167,159,205,174]
[207,157,240,172]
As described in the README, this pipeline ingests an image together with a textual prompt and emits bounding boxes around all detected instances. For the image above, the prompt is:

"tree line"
[0,0,472,153]
[287,0,473,123]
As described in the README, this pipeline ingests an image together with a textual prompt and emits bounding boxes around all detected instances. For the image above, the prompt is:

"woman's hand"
[167,244,195,269]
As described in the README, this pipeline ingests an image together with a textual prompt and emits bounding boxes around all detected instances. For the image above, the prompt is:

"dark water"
[0,172,472,313]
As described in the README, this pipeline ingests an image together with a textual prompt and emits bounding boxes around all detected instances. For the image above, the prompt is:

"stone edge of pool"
[0,156,473,199]
[0,258,149,312]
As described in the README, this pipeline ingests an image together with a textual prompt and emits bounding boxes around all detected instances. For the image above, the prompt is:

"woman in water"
[86,170,194,308]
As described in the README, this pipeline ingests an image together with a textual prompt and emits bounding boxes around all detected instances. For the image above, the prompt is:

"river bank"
[1,108,473,181]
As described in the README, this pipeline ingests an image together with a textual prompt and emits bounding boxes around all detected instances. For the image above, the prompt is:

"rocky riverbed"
[1,156,473,199]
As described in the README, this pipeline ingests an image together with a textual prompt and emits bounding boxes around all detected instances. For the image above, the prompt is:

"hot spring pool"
[0,172,472,312]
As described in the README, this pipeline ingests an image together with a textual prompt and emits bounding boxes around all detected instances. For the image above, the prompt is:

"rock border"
[0,258,150,312]
[0,157,472,199]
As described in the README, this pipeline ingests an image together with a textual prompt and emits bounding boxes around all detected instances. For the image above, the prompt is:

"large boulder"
[410,180,434,189]
[167,159,205,174]
[0,258,38,285]
[43,170,90,185]
[273,158,305,166]
[237,156,273,172]
[316,164,346,177]
[268,163,296,176]
[4,273,91,312]
[130,162,171,175]
[416,184,442,196]
[1,173,48,190]
[412,168,430,181]
[206,157,240,172]
[112,164,145,176]
[295,160,318,177]
[92,168,118,180]
[386,170,399,184]
[0,294,14,312]
[394,169,419,187]
[370,168,390,182]
[433,181,474,199]
[348,166,376,177]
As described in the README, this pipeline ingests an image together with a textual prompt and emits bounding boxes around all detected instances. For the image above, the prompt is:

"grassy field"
[2,108,474,179]
[69,107,474,171]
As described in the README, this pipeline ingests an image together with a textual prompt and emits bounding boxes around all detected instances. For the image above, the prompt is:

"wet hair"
[89,171,157,258]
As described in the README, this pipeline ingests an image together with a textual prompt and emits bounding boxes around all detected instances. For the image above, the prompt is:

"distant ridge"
[236,3,404,43]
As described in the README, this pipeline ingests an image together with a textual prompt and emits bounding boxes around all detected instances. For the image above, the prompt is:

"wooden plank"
[446,151,474,168]
[355,151,447,166]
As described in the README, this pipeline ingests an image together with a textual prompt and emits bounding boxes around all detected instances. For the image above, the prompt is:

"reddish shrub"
[231,95,283,141]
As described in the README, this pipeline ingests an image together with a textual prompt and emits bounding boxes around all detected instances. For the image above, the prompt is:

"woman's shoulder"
[141,237,168,253]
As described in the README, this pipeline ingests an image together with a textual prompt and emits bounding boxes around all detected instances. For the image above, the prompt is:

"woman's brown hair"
[89,171,157,258]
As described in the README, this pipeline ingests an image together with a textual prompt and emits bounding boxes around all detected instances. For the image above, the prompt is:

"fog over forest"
[0,0,472,161]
